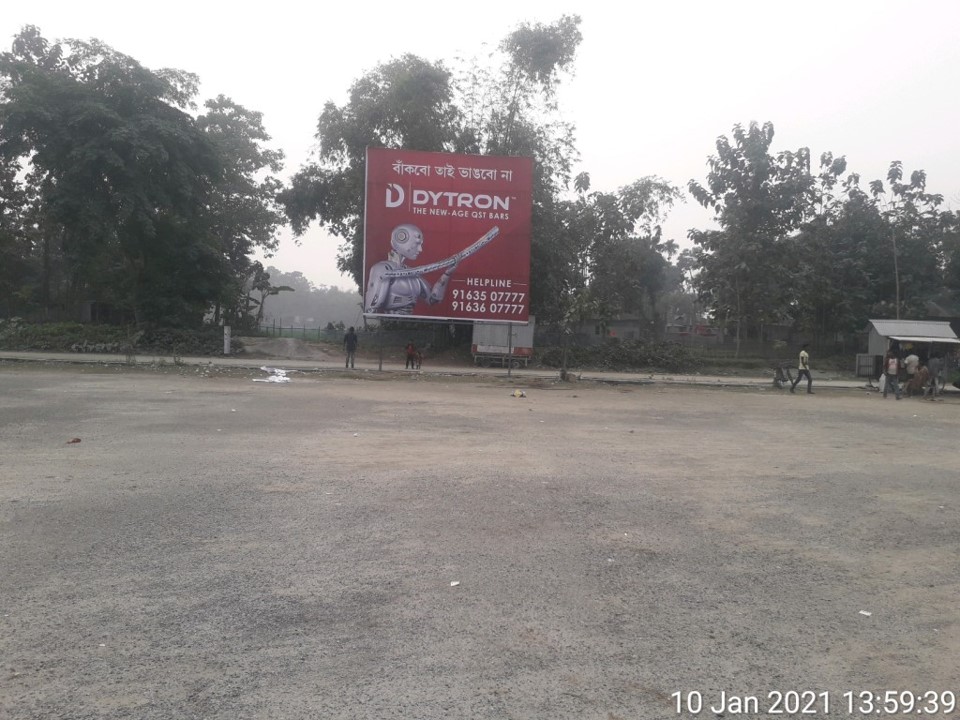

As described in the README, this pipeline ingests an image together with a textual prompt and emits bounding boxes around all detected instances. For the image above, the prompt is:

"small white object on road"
[859,610,872,617]
[254,366,292,383]
[450,581,460,587]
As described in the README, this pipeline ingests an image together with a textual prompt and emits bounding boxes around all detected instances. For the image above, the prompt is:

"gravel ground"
[1,365,958,720]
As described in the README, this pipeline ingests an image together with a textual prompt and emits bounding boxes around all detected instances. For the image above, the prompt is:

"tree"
[943,213,960,306]
[688,121,814,354]
[868,161,953,319]
[783,158,909,345]
[0,152,38,316]
[0,26,227,326]
[197,95,285,327]
[560,176,682,335]
[245,263,293,326]
[281,54,463,284]
[281,16,585,323]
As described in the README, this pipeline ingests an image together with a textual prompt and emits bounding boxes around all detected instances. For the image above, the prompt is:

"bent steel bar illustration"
[379,226,500,279]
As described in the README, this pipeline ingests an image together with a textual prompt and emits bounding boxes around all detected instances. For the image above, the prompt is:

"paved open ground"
[1,363,958,719]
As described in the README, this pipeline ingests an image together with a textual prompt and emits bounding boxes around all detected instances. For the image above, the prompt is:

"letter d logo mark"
[385,183,405,208]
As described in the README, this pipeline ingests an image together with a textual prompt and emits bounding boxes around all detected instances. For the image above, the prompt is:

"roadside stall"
[857,319,960,391]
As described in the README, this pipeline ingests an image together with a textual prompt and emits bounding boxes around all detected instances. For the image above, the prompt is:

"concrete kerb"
[0,350,903,395]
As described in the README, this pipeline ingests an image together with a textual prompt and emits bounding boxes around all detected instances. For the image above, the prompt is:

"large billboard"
[363,147,533,323]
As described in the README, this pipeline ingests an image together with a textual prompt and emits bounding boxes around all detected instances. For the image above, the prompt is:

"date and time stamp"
[671,690,957,716]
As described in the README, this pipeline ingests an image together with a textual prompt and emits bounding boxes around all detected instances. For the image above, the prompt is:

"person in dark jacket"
[344,327,358,369]
[405,340,418,370]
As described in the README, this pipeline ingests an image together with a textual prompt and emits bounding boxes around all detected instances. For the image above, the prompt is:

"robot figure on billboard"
[364,223,500,315]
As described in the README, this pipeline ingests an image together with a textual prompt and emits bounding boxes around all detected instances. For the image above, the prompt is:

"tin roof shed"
[866,319,960,356]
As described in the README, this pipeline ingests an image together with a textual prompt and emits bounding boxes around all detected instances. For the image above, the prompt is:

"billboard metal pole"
[507,323,514,378]
[378,326,384,372]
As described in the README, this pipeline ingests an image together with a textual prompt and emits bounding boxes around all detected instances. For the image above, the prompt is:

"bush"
[0,320,231,356]
[537,338,703,373]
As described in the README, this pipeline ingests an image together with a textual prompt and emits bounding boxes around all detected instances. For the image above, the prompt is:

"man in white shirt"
[790,344,813,394]
[904,351,919,378]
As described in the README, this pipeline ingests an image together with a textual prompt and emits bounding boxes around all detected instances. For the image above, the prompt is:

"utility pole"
[892,227,901,319]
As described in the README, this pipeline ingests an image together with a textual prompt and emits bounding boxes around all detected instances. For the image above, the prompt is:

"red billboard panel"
[363,147,533,323]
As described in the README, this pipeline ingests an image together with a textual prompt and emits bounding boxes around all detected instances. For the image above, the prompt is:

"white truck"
[471,317,535,368]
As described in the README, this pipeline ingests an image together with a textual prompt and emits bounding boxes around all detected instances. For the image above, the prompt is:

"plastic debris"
[450,581,460,587]
[859,610,872,617]
[511,390,526,398]
[66,438,81,444]
[254,366,291,383]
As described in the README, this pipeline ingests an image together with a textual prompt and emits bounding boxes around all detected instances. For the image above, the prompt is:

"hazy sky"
[4,1,960,290]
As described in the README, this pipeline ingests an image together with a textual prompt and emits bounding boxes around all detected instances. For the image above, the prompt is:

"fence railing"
[253,323,458,352]
[255,322,333,341]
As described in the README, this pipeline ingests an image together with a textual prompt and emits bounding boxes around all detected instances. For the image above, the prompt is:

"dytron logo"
[385,183,511,211]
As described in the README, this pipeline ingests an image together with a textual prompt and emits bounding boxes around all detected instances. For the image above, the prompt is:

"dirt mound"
[236,336,335,360]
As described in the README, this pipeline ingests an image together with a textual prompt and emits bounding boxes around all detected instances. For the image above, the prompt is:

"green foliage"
[198,95,286,327]
[281,54,462,284]
[688,122,814,353]
[499,15,582,88]
[0,27,222,325]
[563,178,683,332]
[281,16,586,320]
[0,319,229,355]
[687,121,960,351]
[0,27,283,330]
[0,319,128,350]
[783,157,958,342]
[537,338,703,373]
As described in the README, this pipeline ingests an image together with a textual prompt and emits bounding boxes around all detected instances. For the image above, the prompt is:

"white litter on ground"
[253,366,291,383]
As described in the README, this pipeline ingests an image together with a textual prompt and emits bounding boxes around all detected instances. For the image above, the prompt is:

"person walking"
[790,343,813,394]
[925,353,943,400]
[343,327,358,369]
[882,347,902,400]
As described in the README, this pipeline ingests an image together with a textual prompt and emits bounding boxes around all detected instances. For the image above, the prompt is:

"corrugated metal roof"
[869,319,959,340]
[888,335,960,345]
